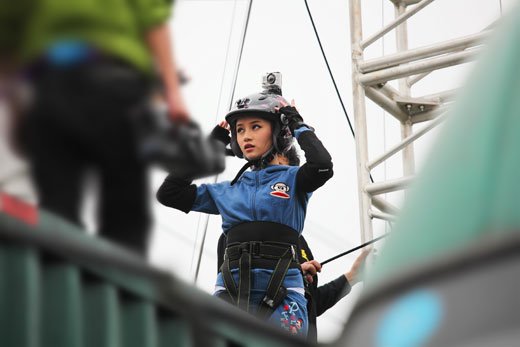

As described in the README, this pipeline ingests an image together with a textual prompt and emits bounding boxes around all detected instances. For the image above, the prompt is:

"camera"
[134,106,226,179]
[262,72,282,95]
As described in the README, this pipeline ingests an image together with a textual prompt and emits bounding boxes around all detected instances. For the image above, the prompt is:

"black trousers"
[24,61,152,255]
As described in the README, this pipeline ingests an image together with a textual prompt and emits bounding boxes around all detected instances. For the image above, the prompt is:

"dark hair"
[284,146,300,166]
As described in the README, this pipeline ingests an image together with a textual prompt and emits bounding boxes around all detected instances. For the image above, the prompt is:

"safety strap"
[230,151,275,186]
[220,242,297,317]
[221,242,254,311]
[221,253,238,305]
[256,246,295,320]
[237,251,251,312]
[230,161,255,186]
[225,242,299,265]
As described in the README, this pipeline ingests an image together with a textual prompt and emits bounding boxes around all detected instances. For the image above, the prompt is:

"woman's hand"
[301,259,322,284]
[210,120,231,145]
[218,120,230,130]
[166,92,190,123]
[345,248,372,285]
[276,99,305,134]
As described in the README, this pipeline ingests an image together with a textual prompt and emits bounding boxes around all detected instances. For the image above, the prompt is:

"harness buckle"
[262,295,275,308]
[260,286,288,315]
[239,242,249,254]
[250,241,261,255]
[290,245,297,261]
[239,241,261,255]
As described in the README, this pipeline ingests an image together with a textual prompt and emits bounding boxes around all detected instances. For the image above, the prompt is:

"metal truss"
[348,0,493,241]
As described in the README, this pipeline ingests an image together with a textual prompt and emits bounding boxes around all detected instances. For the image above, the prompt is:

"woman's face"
[235,117,273,160]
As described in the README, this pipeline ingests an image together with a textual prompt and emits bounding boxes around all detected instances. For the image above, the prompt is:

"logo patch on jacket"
[270,182,290,199]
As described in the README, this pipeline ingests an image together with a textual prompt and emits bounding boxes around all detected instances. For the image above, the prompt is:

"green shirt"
[0,1,31,60]
[22,0,173,72]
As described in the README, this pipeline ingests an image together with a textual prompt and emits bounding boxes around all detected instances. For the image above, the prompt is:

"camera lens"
[266,73,276,84]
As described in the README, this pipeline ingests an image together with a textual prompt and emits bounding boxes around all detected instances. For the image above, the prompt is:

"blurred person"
[299,237,370,343]
[0,1,37,202]
[0,96,36,203]
[0,1,29,73]
[157,90,333,337]
[18,0,189,255]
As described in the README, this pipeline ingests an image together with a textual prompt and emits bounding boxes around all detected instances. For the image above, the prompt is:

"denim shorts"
[215,268,308,337]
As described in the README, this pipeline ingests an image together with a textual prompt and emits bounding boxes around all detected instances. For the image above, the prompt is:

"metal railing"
[0,197,306,347]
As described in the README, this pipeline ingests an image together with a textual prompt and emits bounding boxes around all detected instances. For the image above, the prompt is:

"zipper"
[252,171,259,220]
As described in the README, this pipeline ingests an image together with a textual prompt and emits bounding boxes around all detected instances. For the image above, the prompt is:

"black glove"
[279,106,305,134]
[210,125,231,145]
[209,125,235,157]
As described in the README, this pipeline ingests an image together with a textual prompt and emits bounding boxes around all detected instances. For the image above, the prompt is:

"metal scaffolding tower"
[348,0,493,242]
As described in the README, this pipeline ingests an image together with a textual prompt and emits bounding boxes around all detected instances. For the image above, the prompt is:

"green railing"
[0,201,309,347]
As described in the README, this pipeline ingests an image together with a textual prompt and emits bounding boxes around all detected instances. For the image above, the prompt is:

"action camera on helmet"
[225,72,293,159]
[262,72,282,95]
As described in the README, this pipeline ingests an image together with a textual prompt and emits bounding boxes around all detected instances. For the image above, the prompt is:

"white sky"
[0,0,515,343]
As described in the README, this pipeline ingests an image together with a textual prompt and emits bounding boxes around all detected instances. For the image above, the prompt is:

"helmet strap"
[252,147,275,170]
[230,147,275,185]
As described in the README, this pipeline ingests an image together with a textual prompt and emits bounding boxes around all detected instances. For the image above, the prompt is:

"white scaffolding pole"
[369,210,398,222]
[395,1,415,178]
[348,0,493,241]
[361,0,435,49]
[359,31,489,73]
[367,115,444,170]
[372,196,400,215]
[349,0,373,243]
[359,49,478,85]
[366,176,415,195]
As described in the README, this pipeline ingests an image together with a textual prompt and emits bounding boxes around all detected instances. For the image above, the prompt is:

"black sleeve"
[296,130,334,192]
[156,174,197,213]
[315,275,351,317]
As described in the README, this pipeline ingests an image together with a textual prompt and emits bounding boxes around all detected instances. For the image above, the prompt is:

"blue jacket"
[157,129,334,295]
[193,165,311,233]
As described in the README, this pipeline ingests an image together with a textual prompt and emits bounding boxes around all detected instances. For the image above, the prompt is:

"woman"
[157,90,333,337]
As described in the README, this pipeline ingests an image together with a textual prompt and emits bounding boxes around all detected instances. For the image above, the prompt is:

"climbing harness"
[220,222,300,318]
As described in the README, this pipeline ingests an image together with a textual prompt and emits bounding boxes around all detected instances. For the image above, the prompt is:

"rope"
[303,0,355,139]
[193,0,254,283]
[303,0,374,183]
[213,0,239,123]
[226,0,253,111]
[320,234,387,266]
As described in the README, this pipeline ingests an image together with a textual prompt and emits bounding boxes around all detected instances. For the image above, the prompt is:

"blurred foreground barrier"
[335,233,520,347]
[0,193,305,347]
